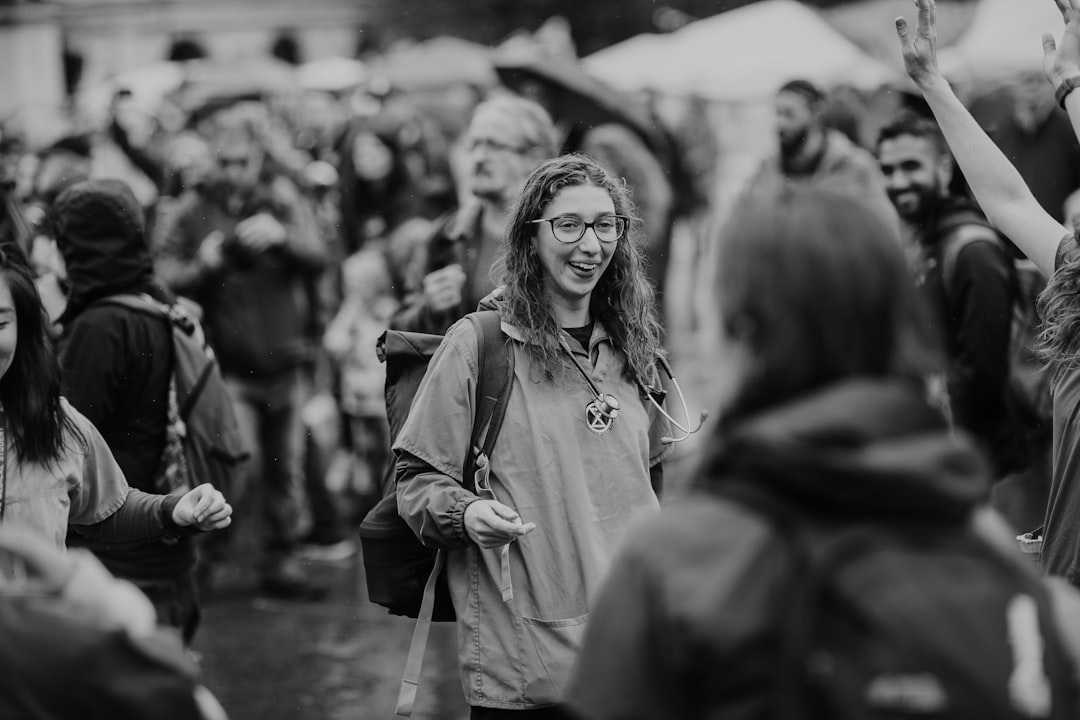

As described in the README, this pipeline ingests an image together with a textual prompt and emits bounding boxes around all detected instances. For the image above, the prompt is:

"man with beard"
[389,95,558,334]
[876,111,1018,476]
[751,79,895,229]
[155,114,330,600]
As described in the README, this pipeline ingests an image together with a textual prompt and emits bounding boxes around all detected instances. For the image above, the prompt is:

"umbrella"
[76,61,188,121]
[297,56,368,93]
[491,40,669,157]
[168,56,300,119]
[373,37,497,91]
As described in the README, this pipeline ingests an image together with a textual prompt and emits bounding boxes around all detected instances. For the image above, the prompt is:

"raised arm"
[895,0,1069,276]
[1045,0,1080,164]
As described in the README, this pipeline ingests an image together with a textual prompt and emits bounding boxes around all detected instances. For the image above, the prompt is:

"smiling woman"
[393,154,671,718]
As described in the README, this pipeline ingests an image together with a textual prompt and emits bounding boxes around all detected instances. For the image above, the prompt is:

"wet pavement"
[188,444,705,720]
[193,545,470,720]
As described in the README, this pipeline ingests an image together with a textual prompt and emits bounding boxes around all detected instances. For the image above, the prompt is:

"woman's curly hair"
[491,154,664,384]
[1037,232,1080,384]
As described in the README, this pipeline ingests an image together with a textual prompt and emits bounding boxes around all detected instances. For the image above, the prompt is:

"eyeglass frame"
[464,136,534,155]
[529,214,630,244]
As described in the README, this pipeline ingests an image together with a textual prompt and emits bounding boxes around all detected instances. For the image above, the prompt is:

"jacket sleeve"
[271,178,327,274]
[394,320,482,549]
[73,490,183,543]
[64,404,130,527]
[945,236,1014,446]
[388,214,465,334]
[153,196,221,297]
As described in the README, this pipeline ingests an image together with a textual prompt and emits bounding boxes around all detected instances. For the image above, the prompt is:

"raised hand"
[896,0,941,88]
[1043,0,1080,87]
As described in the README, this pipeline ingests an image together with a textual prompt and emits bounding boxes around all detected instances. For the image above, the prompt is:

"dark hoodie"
[568,379,994,720]
[50,179,188,581]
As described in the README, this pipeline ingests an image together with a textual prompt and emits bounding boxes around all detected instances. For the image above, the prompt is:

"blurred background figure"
[322,247,398,512]
[389,94,557,334]
[154,110,331,601]
[748,78,896,230]
[0,523,228,720]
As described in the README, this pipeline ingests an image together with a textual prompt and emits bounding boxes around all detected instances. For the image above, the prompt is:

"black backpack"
[713,481,1080,720]
[357,310,514,621]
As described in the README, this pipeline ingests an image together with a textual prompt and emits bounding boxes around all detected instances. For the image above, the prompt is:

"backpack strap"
[939,224,1005,300]
[462,310,514,491]
[396,309,513,718]
[92,293,169,317]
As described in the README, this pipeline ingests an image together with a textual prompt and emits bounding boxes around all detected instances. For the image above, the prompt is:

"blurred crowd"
[9,3,1080,717]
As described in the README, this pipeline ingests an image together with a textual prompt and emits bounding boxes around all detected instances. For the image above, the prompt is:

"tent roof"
[938,0,1064,79]
[585,0,898,101]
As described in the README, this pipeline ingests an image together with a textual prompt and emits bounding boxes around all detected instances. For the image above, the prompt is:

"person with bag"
[394,154,671,718]
[49,178,243,643]
[566,183,1080,720]
[894,0,1080,587]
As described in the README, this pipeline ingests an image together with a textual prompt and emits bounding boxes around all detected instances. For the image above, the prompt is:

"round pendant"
[586,394,620,435]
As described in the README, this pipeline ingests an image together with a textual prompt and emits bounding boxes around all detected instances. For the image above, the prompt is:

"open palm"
[896,0,940,87]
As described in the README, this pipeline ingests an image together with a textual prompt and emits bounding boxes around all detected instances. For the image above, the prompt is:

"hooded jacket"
[567,379,1080,720]
[51,179,187,581]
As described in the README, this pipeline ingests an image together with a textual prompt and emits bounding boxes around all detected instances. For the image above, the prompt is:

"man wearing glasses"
[390,95,559,334]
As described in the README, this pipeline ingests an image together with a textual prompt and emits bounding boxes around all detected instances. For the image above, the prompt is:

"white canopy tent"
[585,0,898,102]
[938,0,1065,80]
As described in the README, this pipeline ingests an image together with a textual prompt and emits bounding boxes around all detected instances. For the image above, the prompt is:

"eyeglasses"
[465,137,531,155]
[530,214,628,244]
[218,156,250,169]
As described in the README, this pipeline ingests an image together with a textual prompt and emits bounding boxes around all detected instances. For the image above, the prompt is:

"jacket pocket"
[519,613,588,704]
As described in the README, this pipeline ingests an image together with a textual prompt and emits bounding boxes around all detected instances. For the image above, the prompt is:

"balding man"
[390,95,558,334]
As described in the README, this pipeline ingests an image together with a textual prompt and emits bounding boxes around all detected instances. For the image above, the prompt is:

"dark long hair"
[0,243,70,464]
[492,154,664,383]
[716,183,940,423]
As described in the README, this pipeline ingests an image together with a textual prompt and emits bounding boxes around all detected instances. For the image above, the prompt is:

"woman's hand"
[1044,0,1080,88]
[464,499,535,549]
[172,484,233,531]
[896,0,943,89]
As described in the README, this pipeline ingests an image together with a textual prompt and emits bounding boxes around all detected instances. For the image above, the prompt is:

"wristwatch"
[1055,76,1080,109]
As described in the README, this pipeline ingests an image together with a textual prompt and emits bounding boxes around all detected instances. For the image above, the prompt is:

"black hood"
[50,179,161,322]
[699,379,992,524]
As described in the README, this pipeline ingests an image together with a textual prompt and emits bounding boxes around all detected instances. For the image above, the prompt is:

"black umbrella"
[491,41,670,158]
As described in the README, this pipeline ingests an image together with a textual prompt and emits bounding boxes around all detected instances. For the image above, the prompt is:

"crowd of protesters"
[10,0,1080,716]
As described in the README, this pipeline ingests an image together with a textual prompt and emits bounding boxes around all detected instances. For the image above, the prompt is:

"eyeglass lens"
[551,215,625,243]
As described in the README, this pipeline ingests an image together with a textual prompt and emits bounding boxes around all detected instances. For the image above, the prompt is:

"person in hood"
[48,178,232,643]
[394,154,670,717]
[564,184,1080,719]
[0,237,231,582]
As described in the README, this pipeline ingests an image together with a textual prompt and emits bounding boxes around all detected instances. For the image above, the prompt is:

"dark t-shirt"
[564,323,594,350]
